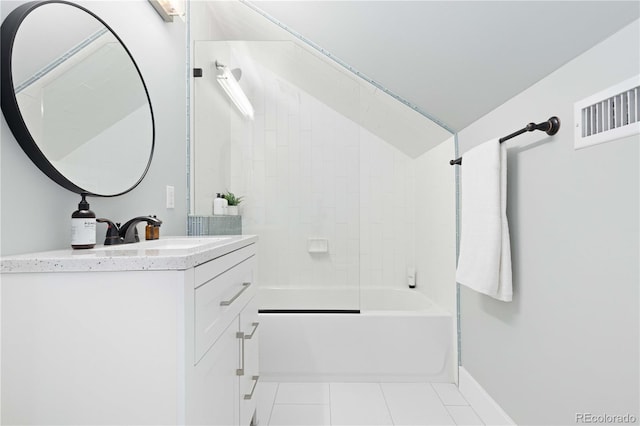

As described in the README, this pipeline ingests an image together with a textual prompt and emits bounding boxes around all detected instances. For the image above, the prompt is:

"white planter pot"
[226,205,239,216]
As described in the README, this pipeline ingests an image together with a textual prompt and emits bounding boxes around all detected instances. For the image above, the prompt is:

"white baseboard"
[458,367,516,425]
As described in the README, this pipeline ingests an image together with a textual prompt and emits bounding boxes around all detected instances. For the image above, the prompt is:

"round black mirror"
[1,0,155,196]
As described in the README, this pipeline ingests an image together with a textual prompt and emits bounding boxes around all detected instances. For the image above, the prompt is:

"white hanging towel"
[456,139,512,302]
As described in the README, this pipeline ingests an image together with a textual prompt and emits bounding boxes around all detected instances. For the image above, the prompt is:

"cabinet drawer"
[194,244,256,289]
[188,317,240,426]
[194,255,255,364]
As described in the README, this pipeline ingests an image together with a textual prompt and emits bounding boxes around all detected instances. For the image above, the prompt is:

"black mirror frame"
[0,0,155,197]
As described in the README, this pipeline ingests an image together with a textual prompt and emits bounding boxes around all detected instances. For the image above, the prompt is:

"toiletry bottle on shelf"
[213,193,222,215]
[153,215,160,239]
[213,193,228,215]
[407,266,416,288]
[145,215,154,240]
[221,194,228,215]
[71,193,96,249]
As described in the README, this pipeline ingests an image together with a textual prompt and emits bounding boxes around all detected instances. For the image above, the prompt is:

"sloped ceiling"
[200,1,454,157]
[245,1,640,132]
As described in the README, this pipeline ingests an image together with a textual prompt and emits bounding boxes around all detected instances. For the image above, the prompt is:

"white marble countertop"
[0,235,258,273]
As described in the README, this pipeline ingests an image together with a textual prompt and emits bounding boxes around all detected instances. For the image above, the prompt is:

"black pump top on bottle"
[77,193,91,211]
[71,193,96,249]
[72,193,95,219]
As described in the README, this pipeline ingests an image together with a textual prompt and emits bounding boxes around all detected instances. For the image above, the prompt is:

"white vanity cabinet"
[1,236,259,426]
[189,243,260,425]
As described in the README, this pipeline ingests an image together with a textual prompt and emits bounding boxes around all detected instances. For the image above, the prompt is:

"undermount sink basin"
[97,237,231,251]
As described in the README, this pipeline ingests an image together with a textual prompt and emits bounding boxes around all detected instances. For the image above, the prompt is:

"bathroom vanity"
[1,236,259,425]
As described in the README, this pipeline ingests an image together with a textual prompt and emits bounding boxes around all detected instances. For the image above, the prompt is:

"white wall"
[458,20,639,424]
[1,0,188,255]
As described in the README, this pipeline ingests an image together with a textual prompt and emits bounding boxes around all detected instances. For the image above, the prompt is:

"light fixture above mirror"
[215,61,254,120]
[148,0,183,23]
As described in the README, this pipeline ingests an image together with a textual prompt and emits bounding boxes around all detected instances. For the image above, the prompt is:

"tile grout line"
[272,403,330,405]
[443,405,458,426]
[444,405,486,426]
[461,403,486,426]
[427,383,460,425]
[444,405,462,426]
[328,382,333,426]
[377,383,396,426]
[430,382,449,407]
[432,382,472,406]
[432,383,486,426]
[267,383,280,426]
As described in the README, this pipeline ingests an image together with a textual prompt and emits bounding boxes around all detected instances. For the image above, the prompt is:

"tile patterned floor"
[256,382,484,426]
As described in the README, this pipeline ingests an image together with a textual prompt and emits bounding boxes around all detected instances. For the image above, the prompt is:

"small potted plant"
[223,191,243,215]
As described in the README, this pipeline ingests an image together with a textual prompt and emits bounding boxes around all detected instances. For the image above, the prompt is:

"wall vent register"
[574,75,640,149]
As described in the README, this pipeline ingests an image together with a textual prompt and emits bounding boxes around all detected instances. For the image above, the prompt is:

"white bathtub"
[258,288,454,382]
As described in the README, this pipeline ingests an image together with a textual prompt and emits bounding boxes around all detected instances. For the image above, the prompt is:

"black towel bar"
[450,116,560,165]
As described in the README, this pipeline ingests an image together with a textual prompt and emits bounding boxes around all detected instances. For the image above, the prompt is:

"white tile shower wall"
[231,65,361,294]
[414,138,456,312]
[359,127,416,290]
[230,63,417,296]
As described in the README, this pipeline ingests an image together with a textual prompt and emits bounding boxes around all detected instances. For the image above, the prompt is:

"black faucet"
[96,218,123,245]
[119,216,163,244]
[96,216,163,245]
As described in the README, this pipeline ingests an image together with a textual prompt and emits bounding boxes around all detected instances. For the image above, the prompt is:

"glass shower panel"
[193,41,361,311]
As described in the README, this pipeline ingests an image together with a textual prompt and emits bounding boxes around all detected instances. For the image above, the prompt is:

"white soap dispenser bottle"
[213,193,228,215]
[71,193,96,249]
